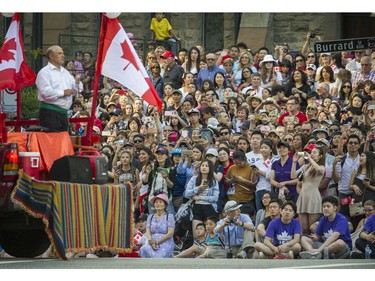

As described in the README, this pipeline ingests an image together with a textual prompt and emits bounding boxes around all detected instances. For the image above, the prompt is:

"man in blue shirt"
[300,196,352,259]
[214,200,255,259]
[197,53,225,87]
[255,201,301,259]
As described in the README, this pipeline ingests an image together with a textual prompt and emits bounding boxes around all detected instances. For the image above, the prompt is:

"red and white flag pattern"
[100,17,162,111]
[0,13,36,91]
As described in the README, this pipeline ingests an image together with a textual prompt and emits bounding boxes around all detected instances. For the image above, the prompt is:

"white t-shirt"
[245,151,262,165]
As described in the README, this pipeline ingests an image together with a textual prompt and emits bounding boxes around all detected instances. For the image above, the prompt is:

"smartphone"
[203,179,208,185]
[181,129,188,138]
[273,66,280,72]
[118,139,124,146]
[157,167,168,174]
[182,150,193,156]
[101,131,111,136]
[368,101,375,110]
[260,125,270,132]
[164,111,174,117]
[279,188,284,196]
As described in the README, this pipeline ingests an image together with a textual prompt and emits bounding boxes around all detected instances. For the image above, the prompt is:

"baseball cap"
[312,128,329,138]
[206,148,218,157]
[321,53,331,56]
[172,89,182,95]
[171,148,183,156]
[187,108,200,116]
[155,145,169,155]
[124,142,134,147]
[316,138,330,147]
[160,51,175,59]
[304,143,316,152]
[277,141,291,150]
[307,64,316,71]
[224,200,242,212]
[268,130,280,137]
[111,108,122,116]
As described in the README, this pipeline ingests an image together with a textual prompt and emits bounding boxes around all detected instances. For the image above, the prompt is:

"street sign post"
[314,37,375,54]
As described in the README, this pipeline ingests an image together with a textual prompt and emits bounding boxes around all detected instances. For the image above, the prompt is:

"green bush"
[21,87,39,119]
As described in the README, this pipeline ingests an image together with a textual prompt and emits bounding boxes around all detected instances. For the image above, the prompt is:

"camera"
[229,217,237,224]
[309,32,316,38]
[304,156,309,164]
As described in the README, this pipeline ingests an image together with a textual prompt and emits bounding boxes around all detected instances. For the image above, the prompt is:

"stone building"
[1,12,374,68]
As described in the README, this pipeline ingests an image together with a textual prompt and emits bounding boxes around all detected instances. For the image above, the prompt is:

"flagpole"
[87,13,107,146]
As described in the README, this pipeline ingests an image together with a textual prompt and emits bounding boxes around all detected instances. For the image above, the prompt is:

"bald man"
[36,45,80,132]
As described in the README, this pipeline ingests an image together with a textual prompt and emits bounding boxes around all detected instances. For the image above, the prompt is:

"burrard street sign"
[314,37,375,53]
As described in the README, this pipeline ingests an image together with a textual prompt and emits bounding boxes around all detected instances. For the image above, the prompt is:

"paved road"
[0,257,374,269]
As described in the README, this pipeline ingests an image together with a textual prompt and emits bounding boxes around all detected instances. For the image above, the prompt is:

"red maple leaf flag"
[0,13,36,91]
[100,16,162,111]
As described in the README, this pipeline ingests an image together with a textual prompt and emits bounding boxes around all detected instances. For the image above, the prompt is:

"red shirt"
[278,111,307,126]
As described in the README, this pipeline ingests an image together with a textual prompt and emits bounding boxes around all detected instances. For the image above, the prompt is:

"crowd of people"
[23,27,375,260]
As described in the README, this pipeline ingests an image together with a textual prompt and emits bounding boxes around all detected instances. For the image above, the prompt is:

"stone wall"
[1,13,342,60]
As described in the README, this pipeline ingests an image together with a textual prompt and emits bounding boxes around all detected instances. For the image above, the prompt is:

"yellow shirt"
[226,164,255,202]
[150,18,172,41]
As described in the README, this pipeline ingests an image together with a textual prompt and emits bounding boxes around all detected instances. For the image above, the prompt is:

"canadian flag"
[99,16,162,111]
[0,13,36,91]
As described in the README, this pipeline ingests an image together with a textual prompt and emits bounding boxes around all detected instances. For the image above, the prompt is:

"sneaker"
[259,252,268,259]
[300,251,322,259]
[286,250,294,259]
[86,253,99,258]
[236,250,247,259]
[350,252,364,259]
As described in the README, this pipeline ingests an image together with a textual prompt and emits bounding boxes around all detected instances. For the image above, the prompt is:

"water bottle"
[323,247,329,259]
[365,244,372,259]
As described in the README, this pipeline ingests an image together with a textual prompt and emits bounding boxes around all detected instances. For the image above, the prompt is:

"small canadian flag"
[0,13,36,91]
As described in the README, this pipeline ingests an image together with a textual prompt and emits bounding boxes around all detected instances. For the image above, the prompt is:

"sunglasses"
[342,85,351,88]
[134,139,143,143]
[284,138,293,141]
[295,59,303,62]
[151,66,160,69]
[224,64,233,67]
[307,55,315,58]
[307,107,316,111]
[348,141,359,145]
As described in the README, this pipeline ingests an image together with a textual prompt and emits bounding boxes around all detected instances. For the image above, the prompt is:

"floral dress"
[139,213,175,258]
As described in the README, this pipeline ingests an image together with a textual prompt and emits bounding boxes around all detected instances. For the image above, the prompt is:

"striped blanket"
[11,170,134,260]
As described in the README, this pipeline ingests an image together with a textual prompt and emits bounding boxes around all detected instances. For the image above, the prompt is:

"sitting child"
[174,223,207,258]
[198,216,226,259]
